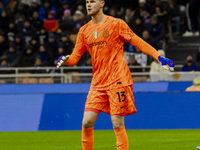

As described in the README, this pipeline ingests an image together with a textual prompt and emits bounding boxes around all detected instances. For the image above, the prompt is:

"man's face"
[44,2,50,8]
[151,19,157,25]
[0,36,4,43]
[86,0,104,16]
[33,11,39,18]
[125,8,131,16]
[142,30,149,40]
[15,37,21,43]
[186,55,193,63]
[24,21,30,27]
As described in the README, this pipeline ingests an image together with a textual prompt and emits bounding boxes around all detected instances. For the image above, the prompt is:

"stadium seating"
[38,78,54,84]
[166,36,200,66]
[21,78,38,84]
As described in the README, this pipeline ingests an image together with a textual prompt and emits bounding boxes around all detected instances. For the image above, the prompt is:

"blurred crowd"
[0,0,199,74]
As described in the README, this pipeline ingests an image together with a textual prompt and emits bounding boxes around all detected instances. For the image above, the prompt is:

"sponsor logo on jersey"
[87,41,107,48]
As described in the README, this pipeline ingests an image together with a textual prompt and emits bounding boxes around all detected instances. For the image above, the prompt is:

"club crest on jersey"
[94,31,98,39]
[102,29,109,38]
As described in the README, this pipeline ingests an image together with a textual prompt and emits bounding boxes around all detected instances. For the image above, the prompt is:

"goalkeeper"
[57,0,175,149]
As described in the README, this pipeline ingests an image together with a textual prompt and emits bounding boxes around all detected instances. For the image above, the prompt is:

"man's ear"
[100,0,105,8]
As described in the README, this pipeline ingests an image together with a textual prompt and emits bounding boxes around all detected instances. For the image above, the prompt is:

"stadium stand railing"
[0,64,197,84]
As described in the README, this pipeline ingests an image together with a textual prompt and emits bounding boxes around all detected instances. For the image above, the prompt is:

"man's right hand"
[57,55,70,69]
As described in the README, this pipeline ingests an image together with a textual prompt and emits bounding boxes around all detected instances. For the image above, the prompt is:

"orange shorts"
[85,85,137,116]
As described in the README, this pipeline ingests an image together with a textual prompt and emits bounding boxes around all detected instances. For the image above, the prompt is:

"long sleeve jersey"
[65,16,161,90]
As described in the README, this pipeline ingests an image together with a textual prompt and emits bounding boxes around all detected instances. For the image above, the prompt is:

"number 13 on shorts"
[108,85,137,115]
[116,91,126,102]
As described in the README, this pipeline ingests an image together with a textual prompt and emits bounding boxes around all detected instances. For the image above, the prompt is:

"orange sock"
[82,127,94,150]
[114,126,129,150]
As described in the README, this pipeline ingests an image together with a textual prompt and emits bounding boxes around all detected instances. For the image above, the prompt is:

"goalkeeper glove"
[158,55,175,71]
[57,55,70,69]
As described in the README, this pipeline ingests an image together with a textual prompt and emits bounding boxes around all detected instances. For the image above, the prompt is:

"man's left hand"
[158,55,175,71]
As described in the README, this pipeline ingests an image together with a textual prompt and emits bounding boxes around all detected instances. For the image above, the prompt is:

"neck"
[91,10,105,24]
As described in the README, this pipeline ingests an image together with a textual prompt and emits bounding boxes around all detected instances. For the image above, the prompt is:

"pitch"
[0,129,199,150]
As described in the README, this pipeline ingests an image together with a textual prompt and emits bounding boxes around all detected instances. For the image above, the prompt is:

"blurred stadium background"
[0,0,200,149]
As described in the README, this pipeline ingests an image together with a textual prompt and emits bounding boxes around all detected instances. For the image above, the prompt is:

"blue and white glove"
[158,55,175,71]
[57,55,70,69]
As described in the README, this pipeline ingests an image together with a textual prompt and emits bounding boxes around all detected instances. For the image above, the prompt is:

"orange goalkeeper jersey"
[65,16,161,90]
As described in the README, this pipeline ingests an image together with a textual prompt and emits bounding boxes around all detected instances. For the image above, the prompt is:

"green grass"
[0,129,200,150]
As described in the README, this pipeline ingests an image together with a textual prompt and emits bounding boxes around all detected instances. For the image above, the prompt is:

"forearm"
[64,52,82,66]
[129,34,161,61]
